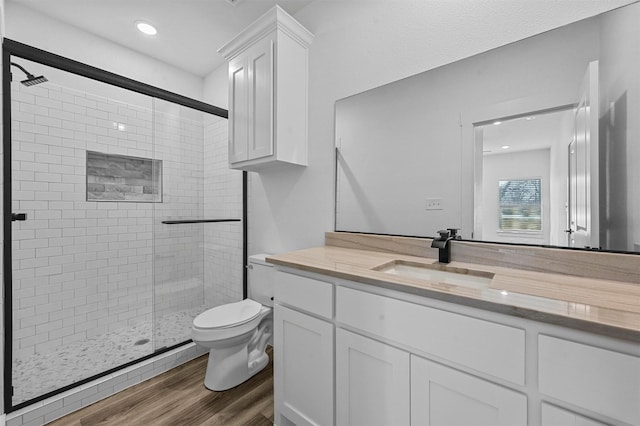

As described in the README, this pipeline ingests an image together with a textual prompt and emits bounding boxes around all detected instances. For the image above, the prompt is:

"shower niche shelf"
[218,5,314,172]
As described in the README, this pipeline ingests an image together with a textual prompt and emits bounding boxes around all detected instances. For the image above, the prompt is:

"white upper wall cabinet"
[218,6,314,172]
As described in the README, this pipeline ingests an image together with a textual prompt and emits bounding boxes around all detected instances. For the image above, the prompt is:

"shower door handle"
[12,213,27,221]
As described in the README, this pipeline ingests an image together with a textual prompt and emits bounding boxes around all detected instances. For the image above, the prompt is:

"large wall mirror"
[335,2,639,253]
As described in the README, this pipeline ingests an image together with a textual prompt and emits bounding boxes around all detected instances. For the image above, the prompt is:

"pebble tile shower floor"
[12,305,207,404]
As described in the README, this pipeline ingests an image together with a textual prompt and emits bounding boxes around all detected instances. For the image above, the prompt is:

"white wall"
[243,0,634,256]
[203,65,228,110]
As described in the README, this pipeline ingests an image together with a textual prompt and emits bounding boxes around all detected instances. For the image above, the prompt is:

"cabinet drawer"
[336,286,525,385]
[539,335,640,425]
[275,270,333,319]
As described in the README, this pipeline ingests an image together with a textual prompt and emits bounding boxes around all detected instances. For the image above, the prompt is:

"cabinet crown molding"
[218,5,314,60]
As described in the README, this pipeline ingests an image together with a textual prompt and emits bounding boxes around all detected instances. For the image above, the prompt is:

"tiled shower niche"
[86,151,162,202]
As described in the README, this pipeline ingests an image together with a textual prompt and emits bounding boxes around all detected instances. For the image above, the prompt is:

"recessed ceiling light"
[501,145,510,149]
[136,21,157,36]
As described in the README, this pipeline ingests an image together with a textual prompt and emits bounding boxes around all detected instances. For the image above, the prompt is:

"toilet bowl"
[191,254,274,391]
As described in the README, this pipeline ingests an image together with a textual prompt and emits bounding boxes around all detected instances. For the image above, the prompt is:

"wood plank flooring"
[49,347,274,426]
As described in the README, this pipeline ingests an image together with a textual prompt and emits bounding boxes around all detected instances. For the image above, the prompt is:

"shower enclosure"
[2,40,246,411]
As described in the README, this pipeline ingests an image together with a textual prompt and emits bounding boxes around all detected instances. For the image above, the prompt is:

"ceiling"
[8,0,315,77]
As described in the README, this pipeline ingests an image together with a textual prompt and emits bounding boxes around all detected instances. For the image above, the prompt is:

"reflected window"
[498,179,542,231]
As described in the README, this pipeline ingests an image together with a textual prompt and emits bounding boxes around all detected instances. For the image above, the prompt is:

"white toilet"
[191,254,274,391]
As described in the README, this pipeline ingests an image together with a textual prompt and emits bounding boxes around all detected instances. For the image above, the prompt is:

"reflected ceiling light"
[501,145,510,149]
[493,121,502,125]
[501,290,509,296]
[136,21,157,36]
[525,116,536,121]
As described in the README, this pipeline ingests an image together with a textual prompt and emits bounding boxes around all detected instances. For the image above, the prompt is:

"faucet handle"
[447,228,461,239]
[437,229,451,239]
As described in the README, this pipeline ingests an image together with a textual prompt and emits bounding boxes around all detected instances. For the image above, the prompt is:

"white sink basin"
[374,260,494,289]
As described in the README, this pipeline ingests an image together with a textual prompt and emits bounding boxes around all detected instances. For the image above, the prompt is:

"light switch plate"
[426,198,443,210]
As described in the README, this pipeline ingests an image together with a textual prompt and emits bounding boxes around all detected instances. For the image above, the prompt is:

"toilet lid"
[193,299,262,329]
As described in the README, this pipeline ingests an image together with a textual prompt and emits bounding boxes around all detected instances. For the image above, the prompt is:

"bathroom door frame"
[472,104,575,246]
[2,39,248,413]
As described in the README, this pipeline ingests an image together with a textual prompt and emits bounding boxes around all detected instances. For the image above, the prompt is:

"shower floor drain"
[134,338,150,346]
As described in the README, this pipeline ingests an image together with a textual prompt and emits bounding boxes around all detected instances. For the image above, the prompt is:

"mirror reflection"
[335,2,639,253]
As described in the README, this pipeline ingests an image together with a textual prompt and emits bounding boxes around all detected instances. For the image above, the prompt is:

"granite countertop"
[267,246,640,342]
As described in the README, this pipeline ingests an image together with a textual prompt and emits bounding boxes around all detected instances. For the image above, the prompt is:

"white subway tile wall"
[12,82,157,366]
[151,104,206,338]
[9,77,242,407]
[203,116,243,308]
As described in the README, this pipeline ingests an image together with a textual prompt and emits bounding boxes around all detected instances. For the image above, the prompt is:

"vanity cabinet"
[336,284,526,426]
[218,6,313,172]
[334,327,526,426]
[272,266,640,426]
[273,271,334,426]
[336,328,410,425]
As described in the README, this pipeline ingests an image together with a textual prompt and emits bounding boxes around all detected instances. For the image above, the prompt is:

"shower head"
[21,75,48,86]
[10,62,48,86]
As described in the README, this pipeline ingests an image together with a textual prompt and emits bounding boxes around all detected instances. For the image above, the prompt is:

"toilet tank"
[248,254,274,307]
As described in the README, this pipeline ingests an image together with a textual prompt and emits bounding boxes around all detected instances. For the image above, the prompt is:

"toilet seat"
[193,299,262,330]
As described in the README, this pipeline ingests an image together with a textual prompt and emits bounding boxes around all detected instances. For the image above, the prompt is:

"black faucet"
[431,228,460,263]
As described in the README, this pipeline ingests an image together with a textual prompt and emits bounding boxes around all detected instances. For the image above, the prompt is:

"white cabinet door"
[228,56,248,163]
[541,403,608,426]
[228,37,274,164]
[246,37,274,161]
[411,355,527,426]
[336,328,410,426]
[274,304,334,426]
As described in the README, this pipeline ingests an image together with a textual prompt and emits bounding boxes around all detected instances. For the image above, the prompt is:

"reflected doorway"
[474,106,575,247]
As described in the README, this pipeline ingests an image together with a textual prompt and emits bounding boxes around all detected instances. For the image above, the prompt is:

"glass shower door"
[9,58,157,405]
[151,100,244,351]
[151,99,207,350]
[5,48,241,412]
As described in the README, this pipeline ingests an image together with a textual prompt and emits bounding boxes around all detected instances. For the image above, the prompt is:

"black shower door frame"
[2,39,248,413]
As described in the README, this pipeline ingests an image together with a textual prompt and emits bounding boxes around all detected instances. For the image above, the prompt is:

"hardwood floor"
[49,347,274,426]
